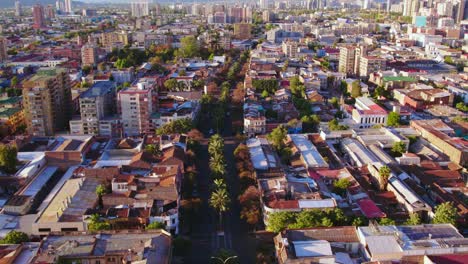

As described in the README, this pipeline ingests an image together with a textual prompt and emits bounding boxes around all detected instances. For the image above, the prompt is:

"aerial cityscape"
[0,0,466,263]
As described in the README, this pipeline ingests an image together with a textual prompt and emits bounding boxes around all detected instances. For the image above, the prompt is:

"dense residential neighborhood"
[0,0,466,263]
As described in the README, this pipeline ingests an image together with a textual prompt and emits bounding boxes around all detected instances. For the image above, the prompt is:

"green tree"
[350,81,361,98]
[301,115,320,133]
[145,143,162,156]
[0,145,17,173]
[405,213,421,225]
[208,134,224,156]
[164,78,179,91]
[267,125,288,151]
[10,76,18,87]
[455,102,468,112]
[378,165,391,191]
[87,214,111,231]
[333,178,351,196]
[146,221,165,230]
[379,217,396,226]
[177,36,200,58]
[210,188,231,226]
[391,142,406,157]
[352,216,368,226]
[95,184,107,209]
[82,65,92,75]
[252,79,278,94]
[328,119,349,131]
[387,112,400,127]
[210,154,226,177]
[0,231,29,244]
[266,211,297,233]
[432,202,457,225]
[329,97,339,108]
[261,89,269,98]
[156,118,193,135]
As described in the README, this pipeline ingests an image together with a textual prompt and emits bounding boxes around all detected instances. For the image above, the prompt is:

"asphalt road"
[185,109,255,264]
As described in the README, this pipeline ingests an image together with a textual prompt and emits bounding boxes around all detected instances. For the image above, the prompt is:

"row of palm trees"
[208,134,231,228]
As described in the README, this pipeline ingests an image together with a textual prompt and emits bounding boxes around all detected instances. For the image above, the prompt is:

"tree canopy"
[267,125,288,151]
[252,79,278,94]
[267,209,350,233]
[0,145,17,173]
[391,142,406,157]
[328,119,349,131]
[0,231,29,244]
[432,202,457,225]
[176,36,200,58]
[378,165,391,191]
[146,221,166,230]
[156,118,193,135]
[387,112,400,127]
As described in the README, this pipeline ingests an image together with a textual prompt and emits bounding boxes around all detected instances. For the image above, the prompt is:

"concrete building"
[32,230,172,263]
[77,81,116,135]
[22,68,72,136]
[32,4,45,29]
[274,227,360,264]
[352,97,388,128]
[338,46,356,76]
[411,119,468,166]
[100,31,131,51]
[359,56,386,79]
[44,5,55,19]
[131,0,149,17]
[233,23,252,40]
[15,0,22,17]
[118,82,155,136]
[282,39,298,58]
[358,224,468,262]
[81,43,98,67]
[403,0,420,17]
[64,0,72,13]
[0,37,7,62]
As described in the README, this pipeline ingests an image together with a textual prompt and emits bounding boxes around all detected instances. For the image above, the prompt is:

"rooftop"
[80,81,115,98]
[33,230,171,264]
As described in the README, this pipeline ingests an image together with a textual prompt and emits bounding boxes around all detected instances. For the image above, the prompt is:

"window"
[61,228,78,232]
[38,228,51,232]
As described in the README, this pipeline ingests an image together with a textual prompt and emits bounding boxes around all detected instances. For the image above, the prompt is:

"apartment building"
[352,97,388,128]
[81,42,98,67]
[339,45,367,76]
[233,23,252,40]
[282,39,298,58]
[338,46,356,75]
[359,56,386,79]
[0,37,7,62]
[100,31,131,51]
[22,68,72,136]
[77,81,116,135]
[118,82,155,136]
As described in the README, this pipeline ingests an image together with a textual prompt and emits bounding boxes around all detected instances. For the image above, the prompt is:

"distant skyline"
[0,0,193,8]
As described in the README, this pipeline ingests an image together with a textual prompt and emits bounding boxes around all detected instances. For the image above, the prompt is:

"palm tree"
[95,185,106,209]
[210,188,230,228]
[208,134,224,156]
[210,159,226,178]
[378,165,391,191]
[213,179,227,190]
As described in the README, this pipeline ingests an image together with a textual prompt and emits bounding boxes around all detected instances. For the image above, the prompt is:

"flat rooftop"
[80,81,115,98]
[37,176,103,223]
[20,166,58,197]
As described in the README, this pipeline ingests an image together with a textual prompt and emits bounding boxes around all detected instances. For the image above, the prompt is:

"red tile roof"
[357,198,386,218]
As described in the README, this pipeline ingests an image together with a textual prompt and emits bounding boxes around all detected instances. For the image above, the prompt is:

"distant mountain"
[0,0,57,8]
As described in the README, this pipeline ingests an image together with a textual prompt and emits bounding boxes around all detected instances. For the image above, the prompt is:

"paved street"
[186,109,255,263]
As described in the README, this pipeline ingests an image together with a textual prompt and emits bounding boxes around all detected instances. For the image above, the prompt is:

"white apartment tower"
[131,0,150,18]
